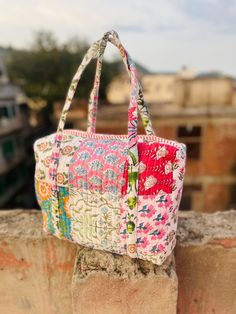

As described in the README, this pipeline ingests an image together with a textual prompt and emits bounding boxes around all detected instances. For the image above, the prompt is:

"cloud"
[174,0,236,33]
[0,0,235,76]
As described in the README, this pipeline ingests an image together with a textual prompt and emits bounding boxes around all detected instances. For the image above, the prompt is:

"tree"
[5,31,120,110]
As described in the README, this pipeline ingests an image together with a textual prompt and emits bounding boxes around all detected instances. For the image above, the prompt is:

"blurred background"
[0,0,235,212]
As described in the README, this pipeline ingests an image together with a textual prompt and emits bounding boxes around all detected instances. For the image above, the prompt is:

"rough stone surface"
[0,210,178,314]
[176,210,236,314]
[177,210,236,245]
[1,209,236,314]
[72,249,177,314]
[0,210,42,237]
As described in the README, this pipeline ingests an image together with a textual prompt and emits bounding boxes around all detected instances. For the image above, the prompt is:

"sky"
[0,0,236,76]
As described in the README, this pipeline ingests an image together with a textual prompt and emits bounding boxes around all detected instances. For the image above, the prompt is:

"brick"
[202,124,236,176]
[176,210,236,314]
[0,210,78,314]
[203,183,232,213]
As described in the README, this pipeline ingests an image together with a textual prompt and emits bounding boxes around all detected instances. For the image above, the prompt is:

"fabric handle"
[55,30,140,150]
[87,32,155,136]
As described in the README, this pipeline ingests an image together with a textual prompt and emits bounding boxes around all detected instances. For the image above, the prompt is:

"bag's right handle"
[87,31,155,136]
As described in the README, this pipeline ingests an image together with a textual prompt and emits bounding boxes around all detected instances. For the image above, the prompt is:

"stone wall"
[0,209,235,314]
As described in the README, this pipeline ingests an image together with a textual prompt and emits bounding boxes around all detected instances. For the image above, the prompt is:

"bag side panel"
[34,133,83,239]
[120,141,186,264]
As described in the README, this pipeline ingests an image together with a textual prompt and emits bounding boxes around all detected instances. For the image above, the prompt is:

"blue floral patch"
[105,154,119,165]
[84,141,95,148]
[106,185,119,194]
[77,179,89,189]
[75,166,88,176]
[100,139,114,144]
[121,147,129,156]
[89,160,104,171]
[94,147,105,156]
[90,176,102,185]
[101,206,108,213]
[78,151,91,160]
[109,145,120,150]
[104,169,118,180]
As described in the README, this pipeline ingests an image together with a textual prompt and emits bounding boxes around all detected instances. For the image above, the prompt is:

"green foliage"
[5,31,121,108]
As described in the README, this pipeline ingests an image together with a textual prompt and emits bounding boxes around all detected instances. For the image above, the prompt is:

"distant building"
[175,72,235,108]
[142,73,177,105]
[106,64,145,105]
[0,54,27,207]
[53,65,236,213]
[107,67,195,107]
[91,102,236,213]
[102,67,236,213]
[106,73,130,105]
[53,99,88,130]
[0,54,48,208]
[150,107,236,212]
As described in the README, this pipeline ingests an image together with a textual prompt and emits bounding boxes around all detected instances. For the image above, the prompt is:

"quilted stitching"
[34,131,186,265]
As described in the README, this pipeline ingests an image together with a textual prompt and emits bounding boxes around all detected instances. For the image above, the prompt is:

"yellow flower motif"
[38,142,49,152]
[62,146,73,155]
[36,180,51,201]
[43,156,51,168]
[57,173,65,185]
[64,196,71,218]
[128,244,137,254]
[42,211,48,230]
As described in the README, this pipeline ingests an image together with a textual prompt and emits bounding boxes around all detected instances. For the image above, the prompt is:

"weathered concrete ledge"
[0,209,235,314]
[75,246,174,279]
[0,210,177,314]
[72,248,177,314]
[0,210,78,314]
[177,210,236,245]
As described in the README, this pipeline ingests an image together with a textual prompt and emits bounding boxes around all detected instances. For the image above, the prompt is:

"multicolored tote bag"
[34,30,186,265]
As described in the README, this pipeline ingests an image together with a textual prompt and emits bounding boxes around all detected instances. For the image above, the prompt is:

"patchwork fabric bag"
[34,31,186,265]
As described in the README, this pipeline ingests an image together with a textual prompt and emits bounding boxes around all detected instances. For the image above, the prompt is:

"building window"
[0,175,5,196]
[0,104,17,119]
[229,184,236,209]
[177,125,202,159]
[10,104,17,117]
[0,106,9,118]
[2,139,14,161]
